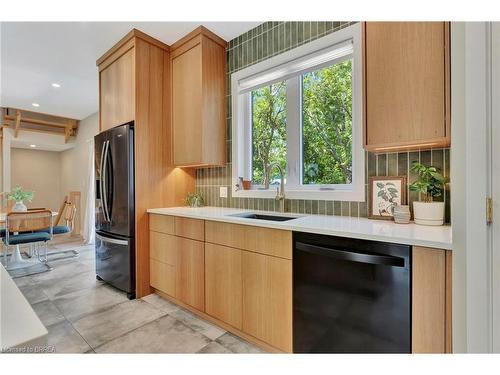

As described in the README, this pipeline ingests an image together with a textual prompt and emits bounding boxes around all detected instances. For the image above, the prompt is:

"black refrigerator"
[95,122,135,299]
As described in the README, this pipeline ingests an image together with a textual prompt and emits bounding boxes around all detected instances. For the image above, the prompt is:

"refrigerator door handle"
[96,233,129,246]
[99,140,107,221]
[102,140,111,222]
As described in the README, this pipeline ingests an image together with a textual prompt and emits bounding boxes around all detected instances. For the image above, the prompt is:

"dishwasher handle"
[295,242,406,267]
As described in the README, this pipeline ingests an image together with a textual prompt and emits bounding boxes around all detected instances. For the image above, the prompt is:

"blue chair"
[3,210,53,274]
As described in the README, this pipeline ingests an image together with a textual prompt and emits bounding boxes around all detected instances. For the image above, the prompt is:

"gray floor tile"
[216,332,265,353]
[31,300,66,327]
[19,285,49,305]
[197,341,233,353]
[41,270,102,300]
[169,308,226,340]
[46,320,91,353]
[94,315,211,353]
[141,293,180,314]
[73,299,166,348]
[53,284,128,322]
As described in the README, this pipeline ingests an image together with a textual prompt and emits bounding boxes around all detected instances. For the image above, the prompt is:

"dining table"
[0,211,58,269]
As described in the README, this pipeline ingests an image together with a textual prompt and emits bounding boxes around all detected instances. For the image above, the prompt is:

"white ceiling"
[0,22,261,120]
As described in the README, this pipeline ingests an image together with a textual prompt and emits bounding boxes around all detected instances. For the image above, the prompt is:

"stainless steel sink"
[228,212,298,222]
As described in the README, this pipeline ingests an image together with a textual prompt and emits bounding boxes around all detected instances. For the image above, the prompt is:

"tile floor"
[10,237,264,354]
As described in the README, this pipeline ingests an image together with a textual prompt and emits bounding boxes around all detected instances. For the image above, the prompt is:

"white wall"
[60,112,99,225]
[11,148,62,211]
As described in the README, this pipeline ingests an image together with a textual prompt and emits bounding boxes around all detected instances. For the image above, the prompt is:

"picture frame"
[368,176,407,220]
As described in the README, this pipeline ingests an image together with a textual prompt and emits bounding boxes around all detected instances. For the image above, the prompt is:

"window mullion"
[285,76,301,188]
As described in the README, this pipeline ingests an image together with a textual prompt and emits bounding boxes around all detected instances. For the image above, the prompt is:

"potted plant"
[6,186,34,212]
[185,192,204,208]
[409,162,446,226]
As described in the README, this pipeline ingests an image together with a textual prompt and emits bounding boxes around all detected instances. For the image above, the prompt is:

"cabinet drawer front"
[175,217,205,241]
[150,232,177,265]
[205,243,242,329]
[150,259,176,297]
[149,214,175,235]
[205,221,292,259]
[242,251,292,352]
[176,237,205,311]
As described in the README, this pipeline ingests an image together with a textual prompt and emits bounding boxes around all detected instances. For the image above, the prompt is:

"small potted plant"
[409,162,446,226]
[185,192,204,208]
[6,186,34,212]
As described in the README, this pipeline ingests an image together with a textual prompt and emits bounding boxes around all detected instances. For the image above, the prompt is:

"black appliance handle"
[295,241,405,267]
[102,140,111,222]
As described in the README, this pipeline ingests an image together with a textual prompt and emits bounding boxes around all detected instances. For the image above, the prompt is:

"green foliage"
[185,192,204,208]
[409,162,446,202]
[251,82,287,185]
[376,181,399,215]
[6,186,34,202]
[302,59,352,184]
[250,59,353,186]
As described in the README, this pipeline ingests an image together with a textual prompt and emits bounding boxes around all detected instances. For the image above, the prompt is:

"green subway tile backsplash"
[194,21,452,223]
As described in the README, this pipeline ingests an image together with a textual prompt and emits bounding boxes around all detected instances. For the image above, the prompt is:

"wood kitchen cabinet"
[363,22,451,152]
[170,26,227,167]
[242,251,293,353]
[412,246,453,353]
[175,237,205,311]
[205,243,243,329]
[97,30,195,298]
[99,47,135,132]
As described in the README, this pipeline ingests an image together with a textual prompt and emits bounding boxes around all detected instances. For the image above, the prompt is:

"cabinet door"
[176,237,205,310]
[242,251,292,352]
[365,22,449,151]
[205,243,242,329]
[100,48,135,131]
[172,45,203,166]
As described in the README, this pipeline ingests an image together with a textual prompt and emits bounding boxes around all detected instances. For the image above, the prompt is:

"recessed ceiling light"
[51,83,61,88]
[32,103,40,107]
[29,144,37,148]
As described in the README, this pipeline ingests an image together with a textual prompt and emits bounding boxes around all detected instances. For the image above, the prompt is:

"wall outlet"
[219,186,228,198]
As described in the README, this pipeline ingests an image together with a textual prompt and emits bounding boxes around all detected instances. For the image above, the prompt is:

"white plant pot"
[12,201,27,212]
[413,201,445,226]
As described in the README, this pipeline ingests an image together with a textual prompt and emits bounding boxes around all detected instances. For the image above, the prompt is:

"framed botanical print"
[368,176,407,220]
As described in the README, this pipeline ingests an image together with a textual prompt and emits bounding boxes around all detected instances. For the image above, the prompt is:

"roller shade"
[237,39,353,94]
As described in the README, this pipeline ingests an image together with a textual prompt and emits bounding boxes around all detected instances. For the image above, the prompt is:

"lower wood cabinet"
[149,225,204,311]
[175,237,205,311]
[150,214,452,354]
[205,243,242,329]
[242,251,293,353]
[412,246,452,353]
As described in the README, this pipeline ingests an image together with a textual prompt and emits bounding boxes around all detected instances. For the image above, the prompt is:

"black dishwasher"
[293,232,411,353]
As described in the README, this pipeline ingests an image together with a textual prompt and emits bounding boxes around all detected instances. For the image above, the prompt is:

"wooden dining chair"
[3,210,53,275]
[36,202,79,259]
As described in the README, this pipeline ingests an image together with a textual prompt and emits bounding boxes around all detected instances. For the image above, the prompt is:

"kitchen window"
[232,23,364,201]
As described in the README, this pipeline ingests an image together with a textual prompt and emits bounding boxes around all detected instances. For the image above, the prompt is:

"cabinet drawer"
[175,217,204,241]
[150,259,176,297]
[150,232,177,265]
[205,221,292,259]
[149,214,175,235]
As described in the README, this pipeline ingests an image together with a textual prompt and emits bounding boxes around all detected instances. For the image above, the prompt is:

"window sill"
[232,188,365,202]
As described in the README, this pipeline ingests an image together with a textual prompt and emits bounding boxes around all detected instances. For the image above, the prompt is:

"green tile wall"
[195,21,452,223]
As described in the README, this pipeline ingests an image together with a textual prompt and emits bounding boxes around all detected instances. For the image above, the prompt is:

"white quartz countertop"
[147,206,452,250]
[0,264,48,351]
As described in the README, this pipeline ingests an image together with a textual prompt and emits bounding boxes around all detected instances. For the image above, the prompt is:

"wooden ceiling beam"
[4,114,77,129]
[14,110,21,138]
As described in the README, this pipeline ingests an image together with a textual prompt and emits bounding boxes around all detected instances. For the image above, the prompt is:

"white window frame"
[231,23,364,201]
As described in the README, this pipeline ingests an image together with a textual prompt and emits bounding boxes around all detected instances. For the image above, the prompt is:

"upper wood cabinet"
[170,26,227,167]
[99,47,135,132]
[363,22,451,152]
